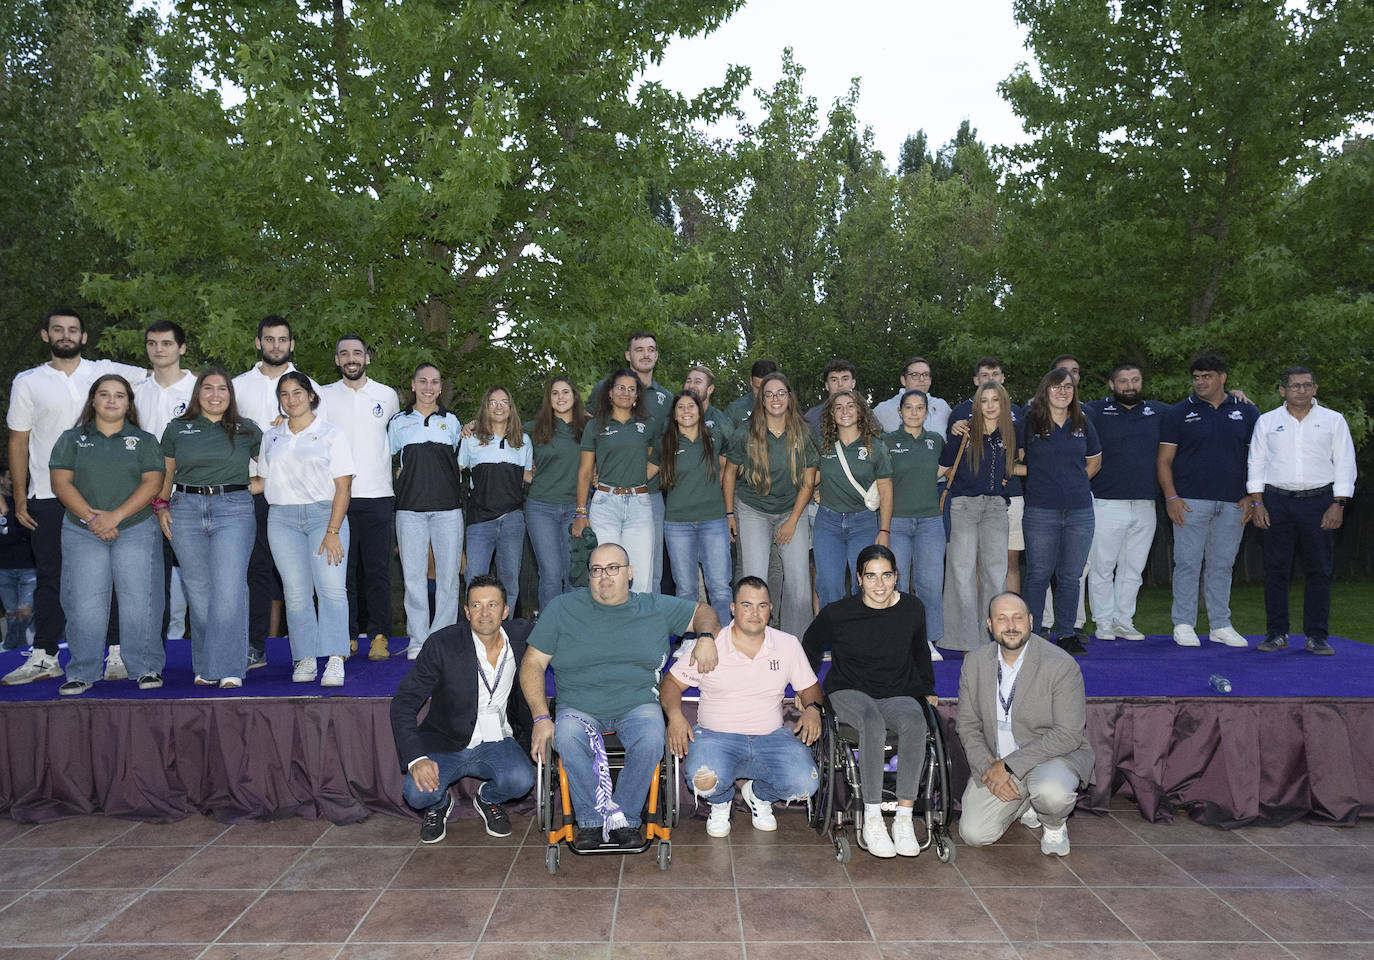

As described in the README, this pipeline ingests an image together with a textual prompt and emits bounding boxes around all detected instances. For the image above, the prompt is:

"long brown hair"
[530,375,590,445]
[967,382,1016,477]
[78,375,139,429]
[473,385,525,447]
[658,390,716,491]
[819,388,881,452]
[1027,367,1087,438]
[745,372,814,495]
[591,368,647,423]
[180,368,250,448]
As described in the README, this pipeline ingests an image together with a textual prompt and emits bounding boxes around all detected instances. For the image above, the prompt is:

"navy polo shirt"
[1082,397,1170,500]
[1022,417,1101,509]
[1158,395,1259,502]
[948,396,1026,497]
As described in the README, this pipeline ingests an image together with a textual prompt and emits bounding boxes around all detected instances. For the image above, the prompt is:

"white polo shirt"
[318,376,400,499]
[259,417,355,506]
[134,370,197,443]
[6,357,147,499]
[232,363,329,478]
[1246,400,1357,498]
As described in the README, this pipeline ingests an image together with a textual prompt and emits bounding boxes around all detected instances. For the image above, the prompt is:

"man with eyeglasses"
[1247,367,1356,656]
[873,356,951,436]
[519,542,721,849]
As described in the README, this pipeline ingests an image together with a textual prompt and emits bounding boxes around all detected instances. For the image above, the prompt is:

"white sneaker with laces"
[321,655,345,687]
[862,814,897,858]
[103,644,127,680]
[1094,624,1117,641]
[740,780,777,831]
[292,658,317,682]
[1173,624,1201,647]
[2,649,63,686]
[706,802,732,838]
[1208,625,1249,648]
[1020,807,1042,829]
[891,814,920,857]
[1040,822,1070,856]
[1116,622,1146,641]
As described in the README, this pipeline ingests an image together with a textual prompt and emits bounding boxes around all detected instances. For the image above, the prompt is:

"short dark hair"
[900,389,929,409]
[902,356,931,376]
[413,362,440,380]
[1050,354,1079,371]
[275,370,320,410]
[145,319,186,346]
[466,573,508,606]
[45,307,83,331]
[257,314,291,339]
[973,355,1001,376]
[822,359,856,380]
[750,359,779,380]
[856,543,897,577]
[336,333,368,353]
[626,330,656,350]
[1280,365,1314,387]
[1189,353,1227,375]
[1108,362,1142,381]
[732,575,771,601]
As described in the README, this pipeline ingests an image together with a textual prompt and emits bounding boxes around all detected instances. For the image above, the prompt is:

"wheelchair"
[808,696,956,864]
[535,709,681,874]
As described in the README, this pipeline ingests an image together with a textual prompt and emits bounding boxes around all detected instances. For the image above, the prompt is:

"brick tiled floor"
[1,798,1371,959]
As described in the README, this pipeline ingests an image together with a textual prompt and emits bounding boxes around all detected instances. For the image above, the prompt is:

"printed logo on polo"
[1142,406,1156,416]
[1184,411,1201,423]
[925,438,936,450]
[1275,425,1285,432]
[75,435,94,448]
[372,403,384,418]
[891,442,906,453]
[768,659,780,671]
[635,422,645,434]
[173,401,187,416]
[1228,410,1244,421]
[857,447,869,461]
[124,436,139,451]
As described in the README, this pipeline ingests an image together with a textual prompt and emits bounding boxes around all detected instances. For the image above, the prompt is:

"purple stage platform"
[1,634,1371,830]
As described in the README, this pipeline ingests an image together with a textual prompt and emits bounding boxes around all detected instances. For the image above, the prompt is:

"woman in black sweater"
[803,543,936,859]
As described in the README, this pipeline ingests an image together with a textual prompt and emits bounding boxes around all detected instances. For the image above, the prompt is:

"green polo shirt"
[160,416,262,487]
[652,424,728,522]
[579,415,653,489]
[49,423,164,530]
[702,405,734,458]
[525,418,581,505]
[529,589,697,716]
[727,428,820,515]
[817,436,893,514]
[590,376,672,493]
[725,393,755,428]
[883,428,945,519]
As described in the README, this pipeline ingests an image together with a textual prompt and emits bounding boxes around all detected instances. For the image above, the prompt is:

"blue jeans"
[268,501,351,660]
[170,490,256,681]
[465,509,527,615]
[663,517,732,626]
[0,568,36,646]
[684,726,818,805]
[1022,505,1095,635]
[59,516,164,683]
[402,737,535,813]
[1170,498,1245,629]
[525,498,577,613]
[813,504,878,610]
[735,500,812,636]
[588,491,654,594]
[650,490,666,594]
[395,509,463,656]
[889,515,946,644]
[553,702,665,828]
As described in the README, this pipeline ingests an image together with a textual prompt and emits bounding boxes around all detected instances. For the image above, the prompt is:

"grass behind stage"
[1126,580,1374,644]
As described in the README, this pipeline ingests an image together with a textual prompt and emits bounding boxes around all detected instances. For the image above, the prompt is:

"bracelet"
[1252,501,1263,507]
[532,714,552,724]
[1165,495,1180,502]
[879,528,890,534]
[80,513,97,526]
[574,508,588,516]
[150,497,170,512]
[326,527,340,535]
[726,512,735,517]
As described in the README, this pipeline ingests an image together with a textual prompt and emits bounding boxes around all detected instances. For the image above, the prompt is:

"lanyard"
[996,659,1018,719]
[478,642,510,709]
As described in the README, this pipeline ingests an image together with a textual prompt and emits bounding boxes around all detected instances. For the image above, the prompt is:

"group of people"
[1,312,1358,698]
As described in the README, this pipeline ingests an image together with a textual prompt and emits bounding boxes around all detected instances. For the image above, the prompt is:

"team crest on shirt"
[439,422,448,430]
[891,442,905,453]
[636,422,645,433]
[857,447,868,461]
[925,438,936,450]
[1142,406,1155,416]
[372,403,384,417]
[1184,412,1201,423]
[173,401,187,416]
[1228,410,1244,421]
[124,437,139,451]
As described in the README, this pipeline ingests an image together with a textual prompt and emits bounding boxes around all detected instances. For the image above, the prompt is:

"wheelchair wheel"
[546,843,561,875]
[657,840,671,870]
[536,752,555,834]
[664,750,680,828]
[834,834,851,864]
[810,715,839,835]
[935,830,956,864]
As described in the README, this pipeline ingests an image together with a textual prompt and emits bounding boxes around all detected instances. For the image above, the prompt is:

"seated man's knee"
[691,767,719,793]
[552,716,589,756]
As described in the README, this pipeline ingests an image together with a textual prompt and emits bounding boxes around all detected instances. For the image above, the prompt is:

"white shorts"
[1006,495,1025,552]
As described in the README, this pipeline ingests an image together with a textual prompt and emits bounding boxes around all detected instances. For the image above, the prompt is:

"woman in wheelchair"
[803,543,937,858]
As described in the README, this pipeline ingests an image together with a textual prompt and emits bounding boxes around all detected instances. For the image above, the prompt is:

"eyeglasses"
[762,389,789,400]
[588,563,625,579]
[861,570,897,582]
[613,384,638,394]
[1049,384,1075,393]
[487,399,510,408]
[1284,382,1316,391]
[905,371,932,381]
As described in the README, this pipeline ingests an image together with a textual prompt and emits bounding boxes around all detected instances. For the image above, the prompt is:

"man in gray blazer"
[956,592,1094,856]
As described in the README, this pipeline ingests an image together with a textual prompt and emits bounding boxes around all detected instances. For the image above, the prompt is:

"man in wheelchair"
[519,542,722,850]
[956,592,1094,856]
[661,576,824,838]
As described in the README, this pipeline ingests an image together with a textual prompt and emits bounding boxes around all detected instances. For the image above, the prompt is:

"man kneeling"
[662,576,822,837]
[956,592,1094,856]
[390,574,535,843]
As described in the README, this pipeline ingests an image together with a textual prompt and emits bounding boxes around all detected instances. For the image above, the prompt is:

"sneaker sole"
[706,823,731,838]
[473,797,512,838]
[422,795,455,844]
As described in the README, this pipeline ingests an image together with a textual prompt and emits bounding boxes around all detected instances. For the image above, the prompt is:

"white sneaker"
[2,649,63,685]
[862,814,897,858]
[740,780,777,831]
[1173,624,1201,647]
[928,642,943,662]
[321,655,345,687]
[1040,822,1070,856]
[1208,625,1248,648]
[1094,624,1117,641]
[103,644,127,680]
[1116,622,1146,641]
[1020,807,1042,829]
[891,814,920,857]
[706,802,732,838]
[292,658,317,683]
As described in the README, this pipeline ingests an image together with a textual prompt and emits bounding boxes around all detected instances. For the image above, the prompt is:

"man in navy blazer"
[391,574,535,843]
[956,592,1094,857]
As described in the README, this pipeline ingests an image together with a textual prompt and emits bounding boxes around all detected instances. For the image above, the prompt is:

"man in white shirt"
[1248,366,1357,657]
[873,356,952,437]
[319,334,400,661]
[233,315,329,666]
[3,308,146,685]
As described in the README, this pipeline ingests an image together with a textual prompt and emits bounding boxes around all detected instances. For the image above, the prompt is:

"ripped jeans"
[683,725,818,806]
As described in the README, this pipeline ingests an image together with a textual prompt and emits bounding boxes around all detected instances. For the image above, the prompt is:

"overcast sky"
[641,0,1036,164]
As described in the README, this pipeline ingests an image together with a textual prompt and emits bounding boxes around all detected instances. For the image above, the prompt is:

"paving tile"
[725,812,827,845]
[1158,844,1317,887]
[504,844,623,888]
[482,888,613,942]
[389,845,518,889]
[878,943,1017,959]
[213,818,333,846]
[751,945,882,960]
[1060,844,1199,887]
[39,845,195,888]
[341,946,476,960]
[1060,813,1145,845]
[63,946,206,960]
[610,944,744,960]
[1234,821,1363,846]
[737,887,870,941]
[1214,887,1374,942]
[731,842,852,886]
[613,886,739,941]
[1336,885,1374,916]
[380,814,531,848]
[0,847,98,887]
[621,838,734,886]
[316,814,428,846]
[854,886,1001,941]
[0,820,36,845]
[4,815,137,848]
[155,844,307,889]
[952,843,1080,887]
[220,889,379,942]
[976,885,1134,941]
[0,948,67,960]
[274,846,411,889]
[351,889,497,943]
[1010,944,1153,960]
[1146,944,1295,960]
[109,815,231,846]
[1285,945,1374,960]
[0,888,141,945]
[1113,816,1247,845]
[86,889,259,942]
[473,945,604,960]
[199,946,344,960]
[1267,845,1374,887]
[844,846,967,886]
[1095,887,1267,941]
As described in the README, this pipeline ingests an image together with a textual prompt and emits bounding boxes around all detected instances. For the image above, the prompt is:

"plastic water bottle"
[1208,673,1233,694]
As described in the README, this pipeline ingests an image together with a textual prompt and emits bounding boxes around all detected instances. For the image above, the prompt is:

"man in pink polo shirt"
[662,576,824,837]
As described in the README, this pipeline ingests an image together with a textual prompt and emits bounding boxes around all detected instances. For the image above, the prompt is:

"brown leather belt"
[595,483,649,495]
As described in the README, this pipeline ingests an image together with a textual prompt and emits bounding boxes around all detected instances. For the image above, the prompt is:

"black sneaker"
[1257,634,1288,652]
[472,794,512,838]
[420,793,454,844]
[1056,633,1088,656]
[610,825,642,849]
[1305,636,1334,656]
[574,826,604,850]
[137,673,163,690]
[246,647,267,670]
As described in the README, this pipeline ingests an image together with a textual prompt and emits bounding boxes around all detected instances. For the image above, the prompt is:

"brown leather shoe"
[368,634,390,661]
[350,635,358,657]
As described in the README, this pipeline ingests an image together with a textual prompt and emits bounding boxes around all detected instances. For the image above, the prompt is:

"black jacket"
[389,619,534,773]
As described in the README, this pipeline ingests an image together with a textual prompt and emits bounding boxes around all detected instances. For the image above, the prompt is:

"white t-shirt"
[259,417,355,506]
[318,377,400,499]
[133,370,197,443]
[6,357,147,499]
[232,363,329,478]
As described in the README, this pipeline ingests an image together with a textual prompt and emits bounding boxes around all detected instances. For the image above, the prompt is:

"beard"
[340,363,365,381]
[1112,389,1141,405]
[260,346,292,366]
[49,341,82,360]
